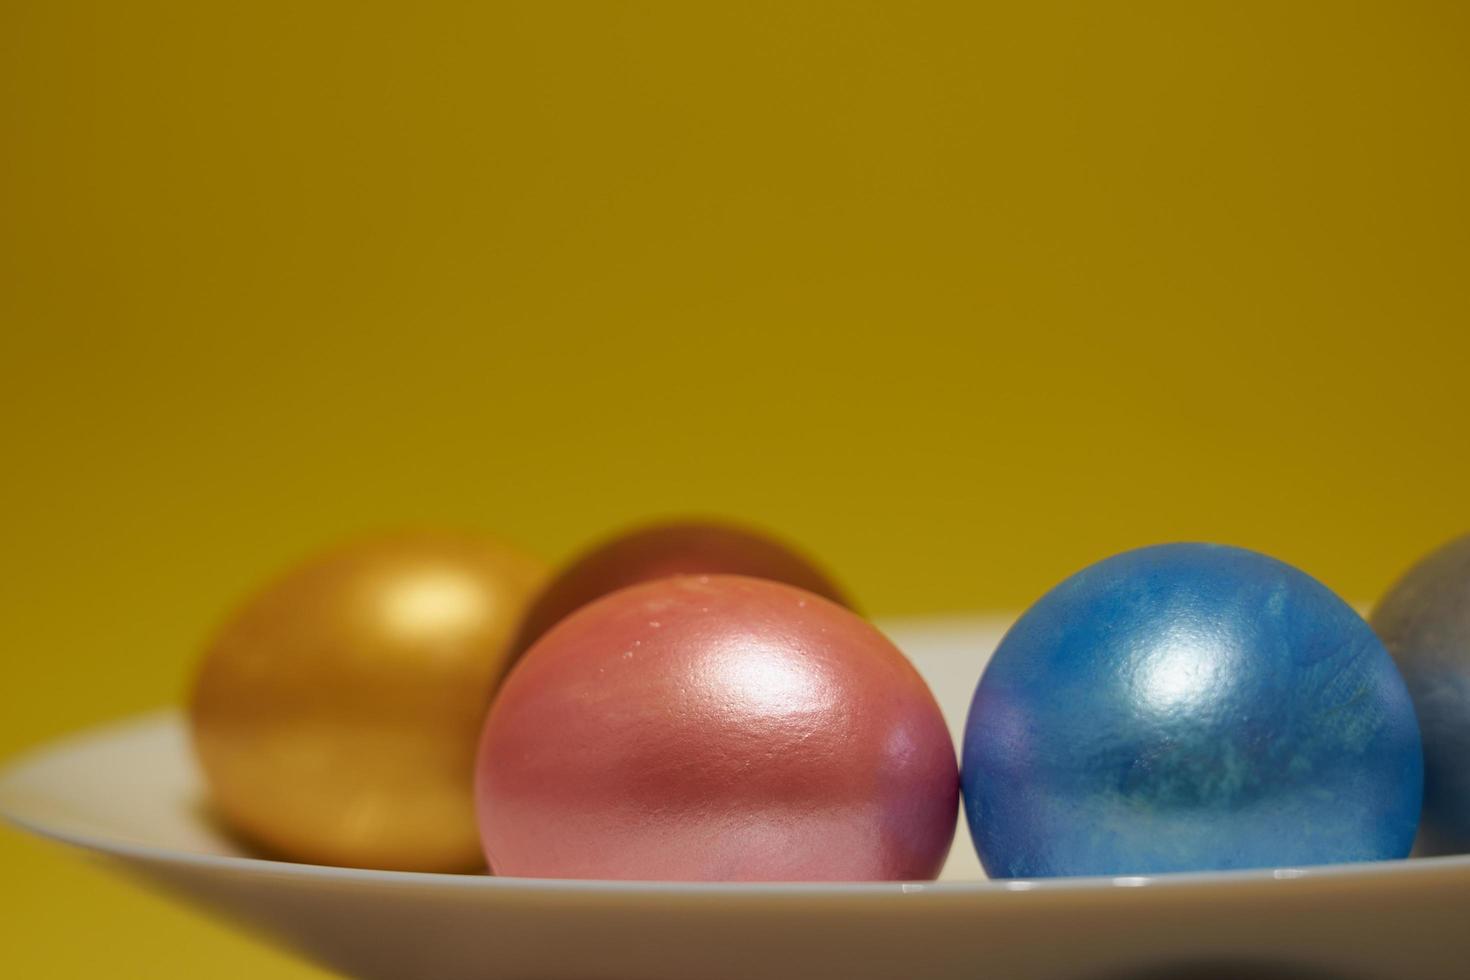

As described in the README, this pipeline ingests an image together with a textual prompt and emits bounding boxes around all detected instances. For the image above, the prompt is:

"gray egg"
[1371,533,1470,855]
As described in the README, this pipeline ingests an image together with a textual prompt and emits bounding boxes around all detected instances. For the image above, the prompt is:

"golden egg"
[189,531,547,872]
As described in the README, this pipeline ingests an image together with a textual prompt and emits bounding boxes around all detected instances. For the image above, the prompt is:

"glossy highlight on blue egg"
[963,543,1423,879]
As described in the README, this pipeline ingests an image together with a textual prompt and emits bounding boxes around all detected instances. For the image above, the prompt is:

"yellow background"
[2,2,1468,976]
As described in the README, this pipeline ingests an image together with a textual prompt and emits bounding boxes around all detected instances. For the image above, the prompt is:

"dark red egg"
[508,521,850,658]
[475,575,957,881]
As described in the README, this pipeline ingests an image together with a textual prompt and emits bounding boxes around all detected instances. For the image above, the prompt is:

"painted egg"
[477,574,956,880]
[963,543,1422,878]
[1371,533,1470,854]
[508,520,849,659]
[190,531,546,872]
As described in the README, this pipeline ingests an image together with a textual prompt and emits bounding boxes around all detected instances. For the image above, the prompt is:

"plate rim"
[4,710,1468,901]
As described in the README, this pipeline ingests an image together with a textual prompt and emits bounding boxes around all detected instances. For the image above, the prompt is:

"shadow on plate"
[1089,961,1367,980]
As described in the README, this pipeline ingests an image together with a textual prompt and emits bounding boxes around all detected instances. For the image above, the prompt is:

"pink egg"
[475,575,957,881]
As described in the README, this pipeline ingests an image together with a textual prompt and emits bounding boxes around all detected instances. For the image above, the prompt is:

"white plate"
[2,616,1467,980]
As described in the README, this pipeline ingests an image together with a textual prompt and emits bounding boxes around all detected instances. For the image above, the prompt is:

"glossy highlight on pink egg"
[475,575,957,881]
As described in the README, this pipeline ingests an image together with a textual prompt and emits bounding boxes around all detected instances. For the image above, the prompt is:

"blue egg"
[963,543,1422,878]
